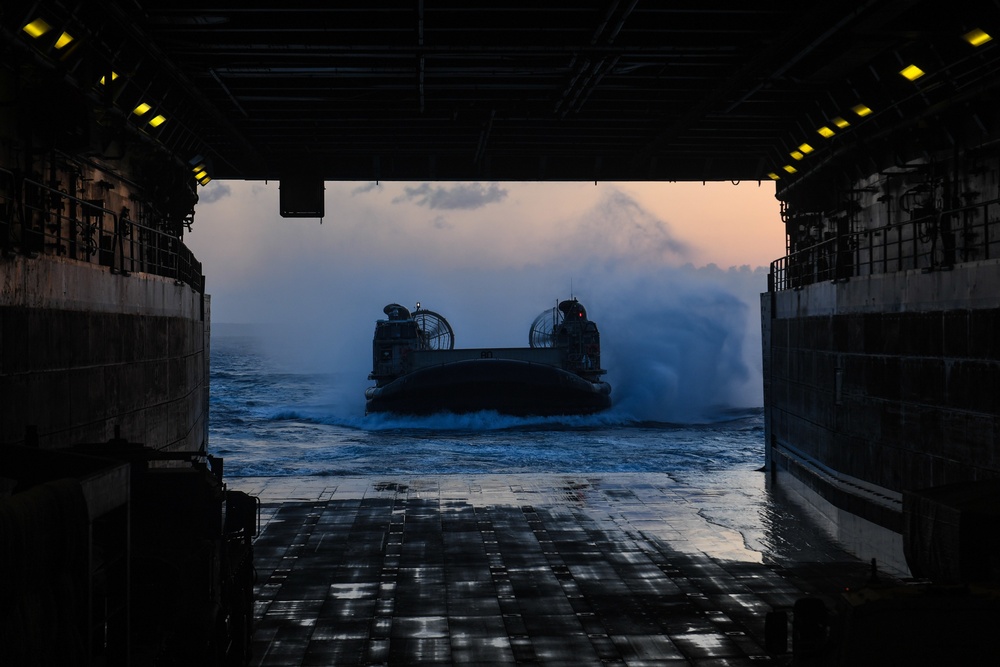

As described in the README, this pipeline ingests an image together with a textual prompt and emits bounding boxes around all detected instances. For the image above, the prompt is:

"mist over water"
[237,259,765,425]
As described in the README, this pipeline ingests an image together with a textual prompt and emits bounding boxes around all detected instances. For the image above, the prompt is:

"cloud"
[392,182,508,210]
[197,182,232,204]
[351,182,383,196]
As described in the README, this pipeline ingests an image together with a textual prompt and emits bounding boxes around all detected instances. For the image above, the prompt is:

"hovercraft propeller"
[412,307,455,350]
[529,306,564,348]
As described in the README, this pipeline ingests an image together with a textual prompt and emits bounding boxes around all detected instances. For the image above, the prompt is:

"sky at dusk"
[187,180,783,420]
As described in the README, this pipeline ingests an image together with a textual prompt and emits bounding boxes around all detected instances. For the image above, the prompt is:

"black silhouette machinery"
[366,299,611,416]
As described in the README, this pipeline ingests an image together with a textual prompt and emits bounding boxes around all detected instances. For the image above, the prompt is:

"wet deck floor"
[231,472,878,666]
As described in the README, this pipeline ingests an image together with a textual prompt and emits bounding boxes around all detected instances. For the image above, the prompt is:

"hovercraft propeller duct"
[413,307,455,350]
[529,306,564,348]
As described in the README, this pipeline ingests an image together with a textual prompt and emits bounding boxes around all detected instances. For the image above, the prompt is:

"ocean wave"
[257,405,761,432]
[258,406,634,431]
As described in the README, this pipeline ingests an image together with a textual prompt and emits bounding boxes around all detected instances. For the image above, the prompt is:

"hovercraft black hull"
[365,358,611,416]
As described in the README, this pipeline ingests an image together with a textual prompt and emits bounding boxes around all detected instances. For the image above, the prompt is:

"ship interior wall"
[769,296,1000,495]
[0,66,208,454]
[0,51,226,663]
[0,271,209,452]
[765,101,1000,574]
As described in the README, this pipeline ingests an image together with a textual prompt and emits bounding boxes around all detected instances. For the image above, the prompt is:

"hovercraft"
[365,299,611,416]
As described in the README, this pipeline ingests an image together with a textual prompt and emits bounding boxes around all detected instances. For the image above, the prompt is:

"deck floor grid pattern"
[238,474,868,666]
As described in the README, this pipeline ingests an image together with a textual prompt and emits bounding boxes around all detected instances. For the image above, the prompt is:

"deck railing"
[0,167,203,293]
[769,197,1000,292]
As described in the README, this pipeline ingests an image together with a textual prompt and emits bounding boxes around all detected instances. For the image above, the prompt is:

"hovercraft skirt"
[365,358,611,416]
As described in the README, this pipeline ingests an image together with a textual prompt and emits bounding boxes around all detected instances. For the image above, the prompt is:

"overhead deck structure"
[3,1,995,185]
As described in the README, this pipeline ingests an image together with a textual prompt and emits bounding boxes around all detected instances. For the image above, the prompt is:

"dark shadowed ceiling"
[4,1,999,183]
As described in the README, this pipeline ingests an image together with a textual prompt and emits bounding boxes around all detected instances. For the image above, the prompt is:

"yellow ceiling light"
[148,114,166,128]
[99,72,119,85]
[963,28,992,47]
[798,143,814,154]
[133,102,151,116]
[832,116,850,129]
[900,64,925,81]
[767,172,781,180]
[783,164,798,174]
[54,32,74,49]
[852,104,872,117]
[817,126,836,138]
[22,19,53,38]
[790,150,804,161]
[189,155,212,184]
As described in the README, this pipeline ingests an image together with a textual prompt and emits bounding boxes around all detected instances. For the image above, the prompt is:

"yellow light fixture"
[99,72,119,85]
[963,28,992,47]
[798,143,814,154]
[790,150,804,161]
[190,155,212,185]
[148,115,166,128]
[767,172,781,180]
[817,126,836,138]
[133,102,151,116]
[832,116,850,129]
[782,164,798,174]
[54,32,74,49]
[852,104,872,117]
[900,64,925,81]
[22,19,53,38]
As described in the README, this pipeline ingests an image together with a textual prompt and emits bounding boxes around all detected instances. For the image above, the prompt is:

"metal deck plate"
[234,473,872,665]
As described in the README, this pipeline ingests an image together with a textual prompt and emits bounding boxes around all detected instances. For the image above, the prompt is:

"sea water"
[208,333,766,479]
[208,333,870,569]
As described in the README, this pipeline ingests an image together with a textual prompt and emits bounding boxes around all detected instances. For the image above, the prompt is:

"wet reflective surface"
[235,473,873,665]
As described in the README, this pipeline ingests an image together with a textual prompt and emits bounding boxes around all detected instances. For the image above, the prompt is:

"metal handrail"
[0,167,203,293]
[769,197,1000,292]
